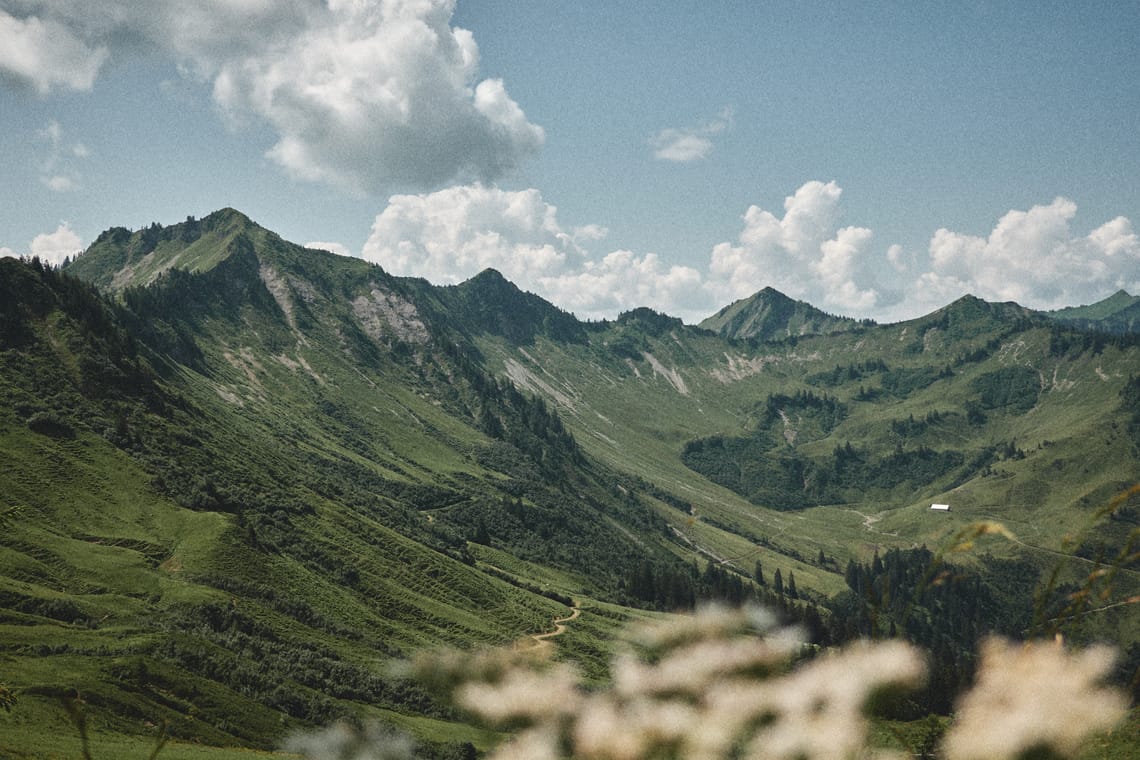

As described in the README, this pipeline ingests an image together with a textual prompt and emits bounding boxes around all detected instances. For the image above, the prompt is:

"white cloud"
[2,1,542,194]
[35,119,87,192]
[212,1,542,192]
[1,223,84,266]
[650,108,733,163]
[363,184,583,285]
[0,10,108,93]
[10,223,85,266]
[360,182,1140,325]
[917,197,1140,312]
[652,133,714,163]
[42,175,77,192]
[541,250,707,321]
[361,184,713,321]
[706,180,883,314]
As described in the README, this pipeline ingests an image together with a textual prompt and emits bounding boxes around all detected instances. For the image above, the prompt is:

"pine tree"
[773,568,784,596]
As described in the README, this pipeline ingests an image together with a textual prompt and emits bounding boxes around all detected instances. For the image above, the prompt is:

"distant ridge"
[1044,290,1140,334]
[698,286,859,342]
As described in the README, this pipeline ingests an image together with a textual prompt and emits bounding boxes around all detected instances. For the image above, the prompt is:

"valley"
[2,208,1139,757]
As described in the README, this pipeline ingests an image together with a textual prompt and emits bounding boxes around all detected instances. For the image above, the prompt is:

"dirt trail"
[526,601,581,649]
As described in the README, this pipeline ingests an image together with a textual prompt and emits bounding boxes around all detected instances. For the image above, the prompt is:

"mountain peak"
[698,287,856,342]
[1044,289,1140,334]
[445,269,585,345]
[68,208,267,292]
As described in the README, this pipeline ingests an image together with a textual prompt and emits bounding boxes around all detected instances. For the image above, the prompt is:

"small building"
[930,503,950,512]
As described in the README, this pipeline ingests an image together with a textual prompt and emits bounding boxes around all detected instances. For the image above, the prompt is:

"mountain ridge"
[5,208,1140,756]
[66,208,1140,338]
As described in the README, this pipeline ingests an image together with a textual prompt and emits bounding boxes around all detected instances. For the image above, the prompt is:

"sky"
[2,0,1139,324]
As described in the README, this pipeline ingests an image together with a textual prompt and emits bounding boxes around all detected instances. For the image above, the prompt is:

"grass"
[6,231,1140,756]
[475,320,1140,594]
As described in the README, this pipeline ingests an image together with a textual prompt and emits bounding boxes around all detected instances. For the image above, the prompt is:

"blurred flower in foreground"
[942,636,1129,760]
[425,605,926,760]
[294,605,1128,760]
[285,720,417,760]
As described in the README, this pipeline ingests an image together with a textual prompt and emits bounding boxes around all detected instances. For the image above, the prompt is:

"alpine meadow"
[2,208,1139,758]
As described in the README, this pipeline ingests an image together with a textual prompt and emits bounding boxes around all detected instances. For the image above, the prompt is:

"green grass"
[7,223,1140,756]
[475,319,1140,595]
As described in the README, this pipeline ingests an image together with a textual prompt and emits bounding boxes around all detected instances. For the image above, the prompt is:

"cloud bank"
[912,199,1140,314]
[1,0,542,193]
[359,181,1140,324]
[0,11,107,93]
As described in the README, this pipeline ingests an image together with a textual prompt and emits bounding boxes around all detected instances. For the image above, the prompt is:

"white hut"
[930,503,950,512]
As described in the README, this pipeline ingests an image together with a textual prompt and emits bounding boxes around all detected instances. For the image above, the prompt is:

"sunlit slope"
[0,258,585,752]
[699,285,861,341]
[473,296,1140,580]
[1,254,682,755]
[7,207,1137,753]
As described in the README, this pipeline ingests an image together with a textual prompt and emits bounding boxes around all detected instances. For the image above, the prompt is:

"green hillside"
[3,209,1139,756]
[1046,290,1140,335]
[699,285,862,341]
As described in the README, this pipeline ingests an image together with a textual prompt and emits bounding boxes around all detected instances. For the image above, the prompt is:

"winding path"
[527,601,581,649]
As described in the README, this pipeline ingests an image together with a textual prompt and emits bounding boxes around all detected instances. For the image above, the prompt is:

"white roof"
[930,503,950,510]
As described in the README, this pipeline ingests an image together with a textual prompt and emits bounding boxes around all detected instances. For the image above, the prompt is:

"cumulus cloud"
[359,181,1139,325]
[3,0,542,193]
[32,223,84,265]
[306,241,354,258]
[707,180,882,314]
[1,223,85,266]
[361,184,711,321]
[900,197,1140,314]
[0,10,108,93]
[540,250,706,320]
[363,184,584,285]
[650,108,733,163]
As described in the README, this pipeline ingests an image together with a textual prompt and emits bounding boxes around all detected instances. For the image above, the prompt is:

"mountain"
[66,208,262,291]
[439,268,587,346]
[698,286,861,341]
[4,209,1140,756]
[1044,290,1140,334]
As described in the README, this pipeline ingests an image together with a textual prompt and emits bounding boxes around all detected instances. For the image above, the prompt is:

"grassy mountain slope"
[1045,290,1140,334]
[4,209,1140,755]
[699,286,862,341]
[0,258,583,755]
[1,232,698,755]
[473,293,1140,594]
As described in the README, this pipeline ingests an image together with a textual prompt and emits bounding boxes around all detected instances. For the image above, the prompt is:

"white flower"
[942,636,1128,760]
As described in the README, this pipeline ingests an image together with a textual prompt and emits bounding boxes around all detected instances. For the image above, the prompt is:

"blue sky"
[2,1,1139,323]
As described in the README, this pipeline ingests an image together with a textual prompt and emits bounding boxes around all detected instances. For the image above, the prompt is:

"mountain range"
[3,208,1139,757]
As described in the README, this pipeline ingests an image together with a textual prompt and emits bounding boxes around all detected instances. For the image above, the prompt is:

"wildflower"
[941,636,1128,760]
[456,662,581,726]
[714,640,925,760]
[285,721,417,760]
